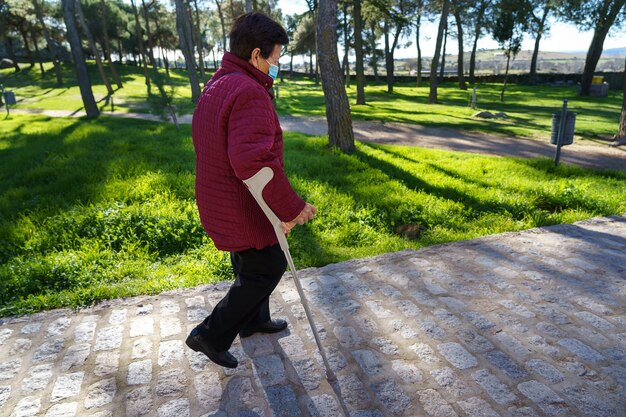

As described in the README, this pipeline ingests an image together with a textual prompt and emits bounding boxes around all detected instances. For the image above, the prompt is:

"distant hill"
[603,47,626,56]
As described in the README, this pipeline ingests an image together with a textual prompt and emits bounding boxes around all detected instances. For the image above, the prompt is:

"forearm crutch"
[243,168,345,401]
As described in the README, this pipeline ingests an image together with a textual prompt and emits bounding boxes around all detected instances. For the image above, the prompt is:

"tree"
[467,0,492,85]
[76,0,114,96]
[615,55,626,144]
[354,0,366,104]
[191,0,206,81]
[61,0,99,117]
[130,0,151,87]
[413,0,425,87]
[560,0,626,96]
[380,0,409,93]
[529,0,554,84]
[491,0,531,101]
[429,0,450,103]
[175,0,201,103]
[451,0,467,90]
[34,0,63,83]
[99,0,123,88]
[317,0,355,153]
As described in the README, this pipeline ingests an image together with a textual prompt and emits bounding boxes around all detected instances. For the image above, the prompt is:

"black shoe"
[186,327,238,368]
[240,319,288,338]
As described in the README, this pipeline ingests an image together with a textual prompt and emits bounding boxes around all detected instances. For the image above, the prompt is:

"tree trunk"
[429,0,450,104]
[469,0,487,85]
[192,0,206,81]
[175,0,201,103]
[153,13,170,77]
[5,39,20,72]
[580,0,626,95]
[100,0,123,88]
[530,5,550,84]
[370,22,379,82]
[343,2,350,88]
[354,0,365,104]
[76,0,114,95]
[439,23,447,83]
[19,29,35,68]
[35,0,63,85]
[317,0,355,153]
[500,50,511,101]
[452,0,466,90]
[617,55,626,139]
[309,51,313,77]
[384,20,393,93]
[416,8,422,87]
[245,0,253,12]
[62,0,99,117]
[31,30,46,76]
[215,0,227,53]
[131,0,151,88]
[141,0,156,66]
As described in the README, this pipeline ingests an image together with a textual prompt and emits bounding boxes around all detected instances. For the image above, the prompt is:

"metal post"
[554,99,568,166]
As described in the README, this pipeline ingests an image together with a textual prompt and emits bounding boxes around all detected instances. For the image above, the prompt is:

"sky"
[279,0,626,59]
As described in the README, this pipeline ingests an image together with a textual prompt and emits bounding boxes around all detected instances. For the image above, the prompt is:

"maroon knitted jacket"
[191,52,305,252]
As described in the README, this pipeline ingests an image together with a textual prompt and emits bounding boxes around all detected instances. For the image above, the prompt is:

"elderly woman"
[186,12,316,368]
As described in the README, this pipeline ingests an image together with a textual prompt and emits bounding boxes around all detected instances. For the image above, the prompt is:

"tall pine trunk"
[468,1,487,85]
[452,0,466,90]
[354,0,365,104]
[429,0,450,104]
[343,3,350,88]
[215,0,227,53]
[384,20,392,93]
[62,0,99,117]
[439,23,448,83]
[617,56,626,140]
[100,0,122,88]
[131,0,151,88]
[530,5,550,84]
[76,0,114,95]
[500,50,512,101]
[317,0,355,153]
[415,8,422,86]
[192,0,206,81]
[31,30,46,76]
[5,39,21,72]
[35,0,63,85]
[580,0,626,96]
[141,0,156,66]
[175,0,201,103]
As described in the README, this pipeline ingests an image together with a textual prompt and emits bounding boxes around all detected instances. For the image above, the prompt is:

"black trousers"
[202,243,287,351]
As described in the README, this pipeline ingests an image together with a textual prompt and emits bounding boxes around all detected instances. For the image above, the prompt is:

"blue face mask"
[266,59,279,80]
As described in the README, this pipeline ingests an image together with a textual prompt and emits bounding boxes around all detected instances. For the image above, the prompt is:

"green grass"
[0,61,203,116]
[275,78,623,142]
[1,114,625,316]
[2,62,622,142]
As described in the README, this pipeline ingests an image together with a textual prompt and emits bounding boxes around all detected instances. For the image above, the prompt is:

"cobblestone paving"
[1,215,625,417]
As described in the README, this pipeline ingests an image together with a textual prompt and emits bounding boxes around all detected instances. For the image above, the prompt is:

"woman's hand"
[281,203,317,234]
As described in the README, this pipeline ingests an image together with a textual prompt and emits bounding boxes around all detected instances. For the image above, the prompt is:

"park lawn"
[2,62,622,142]
[1,114,625,316]
[275,78,623,142]
[0,61,203,116]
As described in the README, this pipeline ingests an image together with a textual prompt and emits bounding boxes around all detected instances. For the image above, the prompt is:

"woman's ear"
[249,47,261,68]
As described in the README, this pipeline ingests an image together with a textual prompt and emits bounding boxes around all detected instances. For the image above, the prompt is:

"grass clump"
[1,114,624,316]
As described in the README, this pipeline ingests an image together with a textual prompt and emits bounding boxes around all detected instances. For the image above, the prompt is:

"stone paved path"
[1,215,625,417]
[11,109,626,173]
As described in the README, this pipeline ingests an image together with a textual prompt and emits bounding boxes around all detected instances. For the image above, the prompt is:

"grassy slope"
[1,114,624,316]
[2,63,622,142]
[275,79,623,142]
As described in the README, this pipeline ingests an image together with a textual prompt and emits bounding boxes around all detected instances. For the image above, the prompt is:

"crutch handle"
[242,167,289,253]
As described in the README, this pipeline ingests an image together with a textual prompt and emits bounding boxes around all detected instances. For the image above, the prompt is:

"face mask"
[266,59,279,80]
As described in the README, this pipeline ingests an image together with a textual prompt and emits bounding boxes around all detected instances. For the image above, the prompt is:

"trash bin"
[2,91,16,105]
[550,111,576,145]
